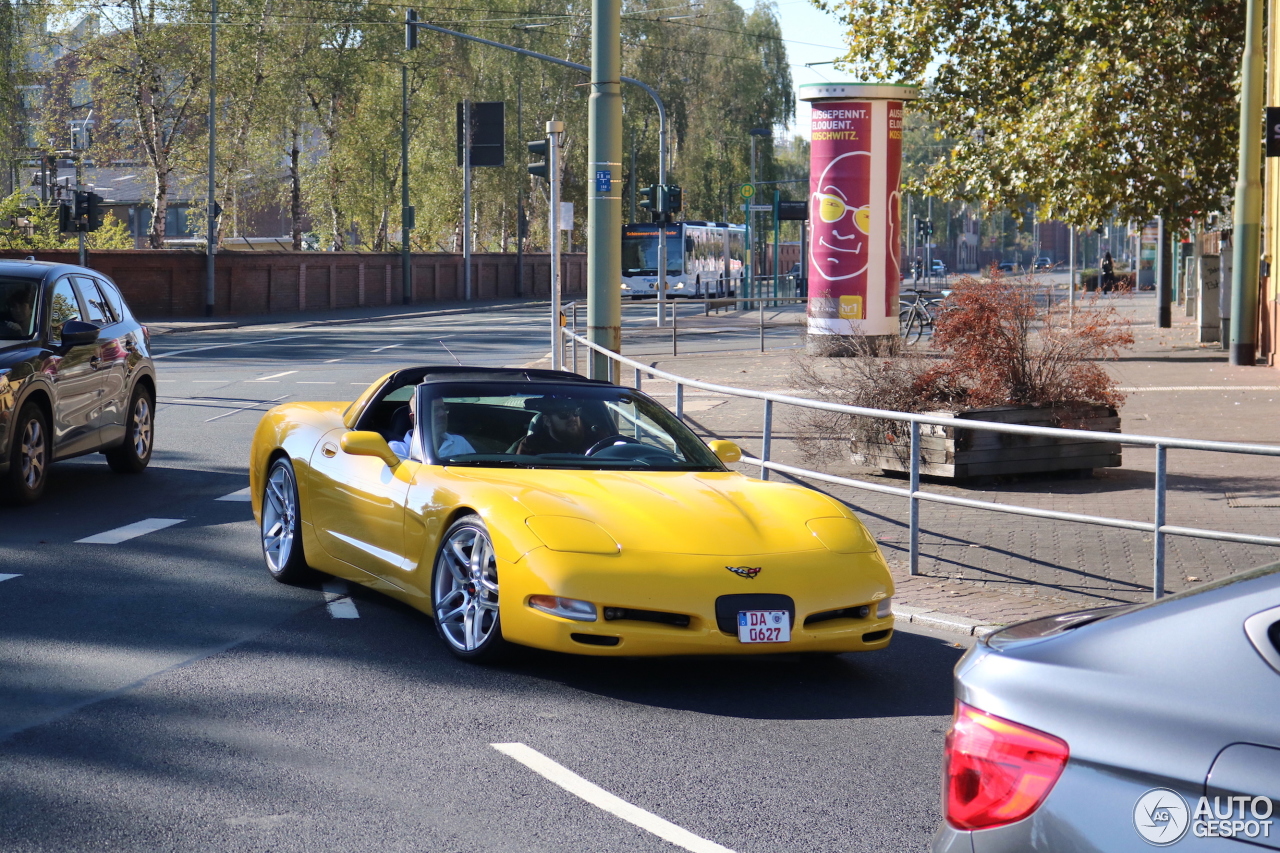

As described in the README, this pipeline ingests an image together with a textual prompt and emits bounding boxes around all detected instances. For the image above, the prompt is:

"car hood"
[447,467,847,556]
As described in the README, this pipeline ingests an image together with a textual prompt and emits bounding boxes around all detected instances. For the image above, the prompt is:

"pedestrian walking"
[1101,251,1115,295]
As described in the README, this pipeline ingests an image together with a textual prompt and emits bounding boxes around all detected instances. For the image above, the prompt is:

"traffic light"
[73,190,89,227]
[638,184,658,219]
[665,184,682,216]
[527,138,548,180]
[85,192,104,232]
[57,200,74,233]
[405,8,418,49]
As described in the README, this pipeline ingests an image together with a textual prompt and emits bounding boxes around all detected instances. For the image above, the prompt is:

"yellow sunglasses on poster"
[815,193,871,233]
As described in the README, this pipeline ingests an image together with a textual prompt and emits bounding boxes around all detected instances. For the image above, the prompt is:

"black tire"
[260,457,312,584]
[105,385,155,473]
[4,402,50,506]
[431,514,508,662]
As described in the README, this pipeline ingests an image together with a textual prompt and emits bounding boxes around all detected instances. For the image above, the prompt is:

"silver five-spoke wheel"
[19,416,46,491]
[261,458,309,583]
[432,515,505,660]
[131,396,152,459]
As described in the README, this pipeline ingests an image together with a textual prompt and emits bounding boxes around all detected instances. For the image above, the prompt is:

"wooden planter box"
[851,404,1122,479]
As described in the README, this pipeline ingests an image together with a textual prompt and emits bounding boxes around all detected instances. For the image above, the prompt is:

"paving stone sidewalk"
[594,291,1280,634]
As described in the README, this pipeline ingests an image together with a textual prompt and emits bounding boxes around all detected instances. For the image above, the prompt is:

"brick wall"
[0,250,587,320]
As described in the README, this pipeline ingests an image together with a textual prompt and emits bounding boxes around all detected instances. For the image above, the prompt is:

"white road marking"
[205,394,290,423]
[253,371,297,381]
[152,335,301,359]
[216,487,252,502]
[77,518,185,545]
[322,580,360,619]
[371,344,402,353]
[491,743,736,853]
[297,381,335,385]
[324,358,343,363]
[0,574,20,582]
[192,380,227,384]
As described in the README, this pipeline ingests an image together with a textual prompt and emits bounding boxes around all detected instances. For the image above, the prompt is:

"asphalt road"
[0,303,967,852]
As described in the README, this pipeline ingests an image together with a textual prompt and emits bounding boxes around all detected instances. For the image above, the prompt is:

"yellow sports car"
[249,367,895,661]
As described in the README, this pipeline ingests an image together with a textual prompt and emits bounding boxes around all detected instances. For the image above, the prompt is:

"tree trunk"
[289,129,302,251]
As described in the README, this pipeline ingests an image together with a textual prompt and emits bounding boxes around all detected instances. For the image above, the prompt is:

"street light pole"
[204,0,217,316]
[402,10,416,305]
[1230,0,1264,364]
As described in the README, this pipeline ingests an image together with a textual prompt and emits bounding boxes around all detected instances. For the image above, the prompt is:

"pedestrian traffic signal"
[85,192,104,232]
[638,184,658,218]
[527,138,549,180]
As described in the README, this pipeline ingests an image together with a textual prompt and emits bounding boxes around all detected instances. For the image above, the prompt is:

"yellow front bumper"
[498,547,895,657]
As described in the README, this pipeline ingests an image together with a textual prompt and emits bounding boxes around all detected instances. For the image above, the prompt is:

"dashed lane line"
[217,488,252,502]
[77,518,185,545]
[322,580,360,619]
[0,574,20,582]
[253,371,298,382]
[371,344,402,353]
[491,743,735,853]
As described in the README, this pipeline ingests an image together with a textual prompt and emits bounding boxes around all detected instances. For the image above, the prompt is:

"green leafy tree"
[824,0,1244,225]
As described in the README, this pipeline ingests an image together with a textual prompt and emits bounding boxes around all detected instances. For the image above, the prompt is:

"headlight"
[806,517,878,554]
[528,595,597,622]
[877,597,892,618]
[526,516,620,555]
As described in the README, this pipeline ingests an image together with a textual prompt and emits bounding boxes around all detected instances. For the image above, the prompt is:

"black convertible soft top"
[387,365,613,387]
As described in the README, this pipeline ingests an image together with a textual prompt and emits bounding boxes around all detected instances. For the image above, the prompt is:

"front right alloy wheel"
[431,514,507,662]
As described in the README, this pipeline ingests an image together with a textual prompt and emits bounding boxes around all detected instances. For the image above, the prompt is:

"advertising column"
[800,82,918,349]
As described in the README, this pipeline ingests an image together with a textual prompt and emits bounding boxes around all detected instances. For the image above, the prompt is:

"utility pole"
[402,10,416,305]
[516,77,524,298]
[1230,0,1264,364]
[547,121,564,370]
[462,99,473,301]
[204,0,217,316]
[587,0,622,381]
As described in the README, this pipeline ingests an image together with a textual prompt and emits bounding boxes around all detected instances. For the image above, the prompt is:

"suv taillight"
[943,701,1069,830]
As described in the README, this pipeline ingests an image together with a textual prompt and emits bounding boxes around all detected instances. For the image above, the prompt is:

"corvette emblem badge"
[726,566,762,579]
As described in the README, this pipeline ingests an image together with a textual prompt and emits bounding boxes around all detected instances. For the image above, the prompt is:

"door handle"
[321,443,338,458]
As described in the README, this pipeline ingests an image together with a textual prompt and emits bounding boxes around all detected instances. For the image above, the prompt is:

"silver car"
[934,563,1280,852]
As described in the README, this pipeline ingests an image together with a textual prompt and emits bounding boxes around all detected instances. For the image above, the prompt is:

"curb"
[893,604,1001,638]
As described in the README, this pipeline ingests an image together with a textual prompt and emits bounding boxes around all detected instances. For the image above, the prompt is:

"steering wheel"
[584,434,643,457]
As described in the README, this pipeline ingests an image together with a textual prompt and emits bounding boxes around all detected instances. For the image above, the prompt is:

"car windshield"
[415,381,725,471]
[0,276,39,340]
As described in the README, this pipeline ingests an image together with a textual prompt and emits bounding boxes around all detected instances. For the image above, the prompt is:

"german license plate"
[737,610,790,643]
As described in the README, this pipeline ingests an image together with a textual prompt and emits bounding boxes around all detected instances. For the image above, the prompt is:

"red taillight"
[943,701,1069,830]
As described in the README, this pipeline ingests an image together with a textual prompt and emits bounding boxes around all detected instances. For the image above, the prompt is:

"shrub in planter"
[792,276,1134,478]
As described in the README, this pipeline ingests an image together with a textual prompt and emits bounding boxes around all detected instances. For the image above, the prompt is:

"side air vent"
[862,629,892,643]
[805,605,871,627]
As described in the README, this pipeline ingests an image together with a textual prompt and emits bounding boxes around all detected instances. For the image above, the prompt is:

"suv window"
[74,276,114,325]
[96,279,128,323]
[49,278,83,343]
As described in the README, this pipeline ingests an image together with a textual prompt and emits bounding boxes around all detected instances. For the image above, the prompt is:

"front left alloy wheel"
[431,514,507,662]
[261,457,311,583]
[4,402,49,505]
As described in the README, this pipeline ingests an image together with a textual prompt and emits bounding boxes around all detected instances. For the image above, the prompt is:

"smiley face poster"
[807,99,905,337]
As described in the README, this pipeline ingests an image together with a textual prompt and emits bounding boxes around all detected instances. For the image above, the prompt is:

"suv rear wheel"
[105,385,154,474]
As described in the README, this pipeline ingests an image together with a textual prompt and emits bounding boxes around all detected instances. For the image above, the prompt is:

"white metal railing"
[559,327,1280,601]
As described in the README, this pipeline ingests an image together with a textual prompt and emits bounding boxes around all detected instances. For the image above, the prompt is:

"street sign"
[740,184,756,199]
[778,200,808,221]
[748,203,773,212]
[1267,107,1280,157]
[595,170,612,192]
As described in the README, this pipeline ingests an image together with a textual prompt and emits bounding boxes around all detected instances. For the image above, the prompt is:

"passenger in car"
[1,288,34,337]
[430,399,475,458]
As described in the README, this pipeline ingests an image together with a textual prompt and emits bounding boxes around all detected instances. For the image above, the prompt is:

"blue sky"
[762,0,850,139]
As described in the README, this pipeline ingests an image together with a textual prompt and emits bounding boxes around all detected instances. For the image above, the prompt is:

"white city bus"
[620,221,745,298]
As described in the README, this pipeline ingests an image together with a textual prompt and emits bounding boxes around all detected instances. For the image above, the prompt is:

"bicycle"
[898,289,945,344]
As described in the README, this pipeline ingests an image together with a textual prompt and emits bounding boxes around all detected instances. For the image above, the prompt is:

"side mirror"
[708,440,742,464]
[59,319,100,348]
[341,431,402,467]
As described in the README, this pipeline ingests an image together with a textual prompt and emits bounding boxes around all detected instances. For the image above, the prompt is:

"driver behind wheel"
[513,397,601,456]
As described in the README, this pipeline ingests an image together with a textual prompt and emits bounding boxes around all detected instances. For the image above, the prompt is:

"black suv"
[0,260,157,504]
